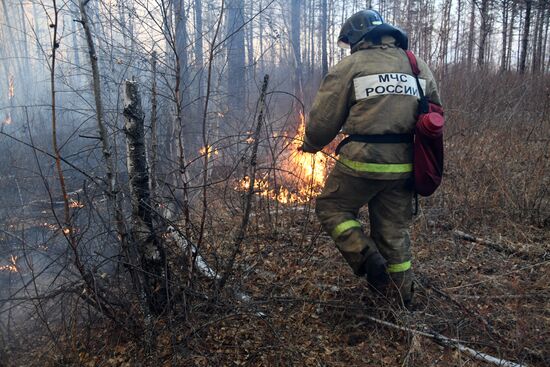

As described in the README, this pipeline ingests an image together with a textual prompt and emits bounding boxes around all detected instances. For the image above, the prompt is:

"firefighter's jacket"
[305,36,442,180]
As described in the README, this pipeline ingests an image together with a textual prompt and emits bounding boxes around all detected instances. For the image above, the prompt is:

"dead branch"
[453,230,536,260]
[362,315,528,367]
[217,74,270,291]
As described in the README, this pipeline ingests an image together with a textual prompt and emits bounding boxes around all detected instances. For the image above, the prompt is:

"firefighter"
[300,10,442,308]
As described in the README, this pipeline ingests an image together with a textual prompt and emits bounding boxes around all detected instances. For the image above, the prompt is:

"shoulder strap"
[405,50,421,75]
[405,50,429,114]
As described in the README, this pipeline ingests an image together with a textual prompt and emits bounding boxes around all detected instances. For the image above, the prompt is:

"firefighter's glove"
[299,142,319,154]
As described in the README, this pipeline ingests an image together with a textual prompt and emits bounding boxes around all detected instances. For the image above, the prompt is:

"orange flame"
[0,255,18,273]
[3,113,12,125]
[69,199,84,208]
[284,112,327,193]
[199,145,218,158]
[8,75,14,100]
[236,111,329,204]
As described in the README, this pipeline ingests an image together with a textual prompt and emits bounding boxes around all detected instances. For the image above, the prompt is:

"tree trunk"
[226,0,246,121]
[454,0,462,64]
[247,0,255,71]
[500,0,509,72]
[310,0,316,76]
[291,0,303,98]
[150,51,158,195]
[542,3,550,73]
[519,0,532,73]
[79,0,140,321]
[532,3,545,74]
[467,0,476,69]
[194,0,204,122]
[123,80,169,314]
[321,0,328,76]
[477,0,490,68]
[438,0,452,76]
[259,0,265,73]
[506,0,516,70]
[174,0,198,182]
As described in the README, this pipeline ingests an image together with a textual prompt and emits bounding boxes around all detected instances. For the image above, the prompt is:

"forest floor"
[57,199,548,367]
[170,204,549,367]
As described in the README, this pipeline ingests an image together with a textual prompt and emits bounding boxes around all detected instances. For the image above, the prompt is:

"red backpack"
[405,51,445,197]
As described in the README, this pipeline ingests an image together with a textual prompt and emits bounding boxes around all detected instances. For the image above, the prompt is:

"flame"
[199,145,218,158]
[3,113,12,125]
[285,112,327,192]
[8,75,14,100]
[236,111,329,204]
[42,222,58,231]
[69,199,84,208]
[237,176,306,204]
[0,255,18,273]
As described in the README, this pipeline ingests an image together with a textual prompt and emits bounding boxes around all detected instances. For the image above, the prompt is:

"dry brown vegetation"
[5,70,548,367]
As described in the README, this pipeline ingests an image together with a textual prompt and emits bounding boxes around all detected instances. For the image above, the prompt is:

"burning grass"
[236,112,331,204]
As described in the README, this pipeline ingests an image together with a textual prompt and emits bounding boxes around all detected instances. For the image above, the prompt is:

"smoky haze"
[0,0,548,365]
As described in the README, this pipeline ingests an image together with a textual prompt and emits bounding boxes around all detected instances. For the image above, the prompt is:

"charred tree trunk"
[124,80,169,315]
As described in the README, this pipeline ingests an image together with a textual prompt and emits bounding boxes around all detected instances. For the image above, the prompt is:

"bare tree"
[291,0,303,98]
[321,0,328,76]
[226,0,246,119]
[519,0,532,73]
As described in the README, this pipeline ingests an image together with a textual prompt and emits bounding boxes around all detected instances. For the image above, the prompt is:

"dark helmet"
[338,10,409,50]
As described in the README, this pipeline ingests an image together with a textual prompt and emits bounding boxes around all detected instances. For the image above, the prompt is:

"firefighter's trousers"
[315,165,414,301]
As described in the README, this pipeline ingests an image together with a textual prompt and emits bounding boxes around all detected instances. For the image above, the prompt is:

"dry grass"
[4,71,549,366]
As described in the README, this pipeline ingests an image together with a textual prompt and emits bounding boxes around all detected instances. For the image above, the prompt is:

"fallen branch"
[453,230,534,260]
[166,225,219,280]
[363,315,528,367]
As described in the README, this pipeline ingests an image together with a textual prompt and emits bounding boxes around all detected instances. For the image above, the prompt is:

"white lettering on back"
[353,73,427,100]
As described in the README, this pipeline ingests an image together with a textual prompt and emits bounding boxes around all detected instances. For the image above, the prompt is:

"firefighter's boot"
[363,251,389,293]
[388,269,414,309]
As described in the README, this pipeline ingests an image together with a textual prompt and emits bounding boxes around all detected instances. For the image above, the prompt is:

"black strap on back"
[405,50,429,114]
[335,133,413,155]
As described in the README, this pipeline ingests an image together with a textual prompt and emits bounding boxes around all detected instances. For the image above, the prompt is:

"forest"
[0,0,549,365]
